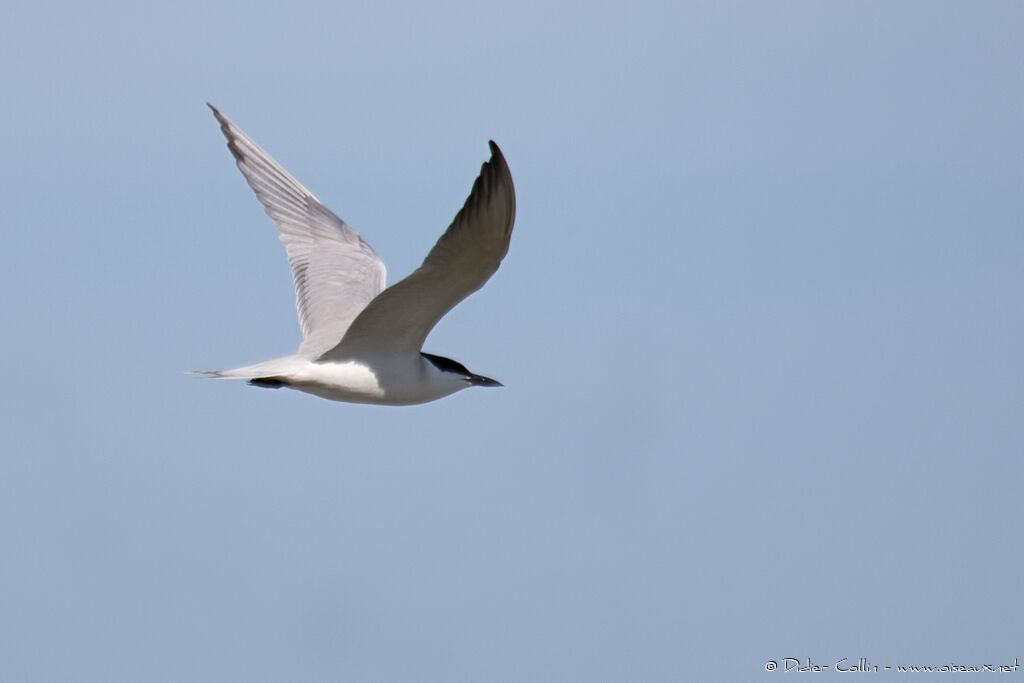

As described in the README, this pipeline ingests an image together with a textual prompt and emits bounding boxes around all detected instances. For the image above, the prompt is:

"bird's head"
[421,353,502,391]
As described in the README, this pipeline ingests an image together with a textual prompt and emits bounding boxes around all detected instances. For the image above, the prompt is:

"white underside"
[198,353,467,406]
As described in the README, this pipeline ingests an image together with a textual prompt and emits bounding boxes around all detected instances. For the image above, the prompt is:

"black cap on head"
[422,353,502,387]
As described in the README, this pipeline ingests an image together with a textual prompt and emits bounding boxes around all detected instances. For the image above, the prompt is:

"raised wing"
[321,141,515,361]
[209,104,386,358]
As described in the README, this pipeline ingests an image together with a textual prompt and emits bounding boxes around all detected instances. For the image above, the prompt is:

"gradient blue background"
[2,1,1021,681]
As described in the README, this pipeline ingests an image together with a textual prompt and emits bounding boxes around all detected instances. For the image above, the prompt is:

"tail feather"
[188,356,301,383]
[186,369,251,379]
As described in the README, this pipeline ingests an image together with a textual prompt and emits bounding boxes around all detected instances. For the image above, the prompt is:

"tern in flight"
[194,105,516,405]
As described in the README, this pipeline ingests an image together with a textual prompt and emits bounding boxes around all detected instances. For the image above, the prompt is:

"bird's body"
[208,352,496,406]
[195,105,515,405]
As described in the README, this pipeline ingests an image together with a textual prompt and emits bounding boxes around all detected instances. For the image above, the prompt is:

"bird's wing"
[209,104,386,358]
[321,141,515,361]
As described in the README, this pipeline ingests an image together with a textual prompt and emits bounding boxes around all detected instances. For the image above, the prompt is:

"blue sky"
[2,1,1021,681]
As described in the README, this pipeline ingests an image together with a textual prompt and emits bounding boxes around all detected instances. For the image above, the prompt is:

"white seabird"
[194,105,516,405]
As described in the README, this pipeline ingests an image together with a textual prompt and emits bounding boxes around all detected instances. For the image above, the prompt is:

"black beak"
[469,374,503,387]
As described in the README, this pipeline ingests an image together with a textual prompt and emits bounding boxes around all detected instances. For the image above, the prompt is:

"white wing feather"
[209,104,386,358]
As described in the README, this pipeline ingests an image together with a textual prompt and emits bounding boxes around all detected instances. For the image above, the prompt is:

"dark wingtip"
[483,137,507,167]
[207,102,229,128]
[487,140,506,165]
[206,104,246,165]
